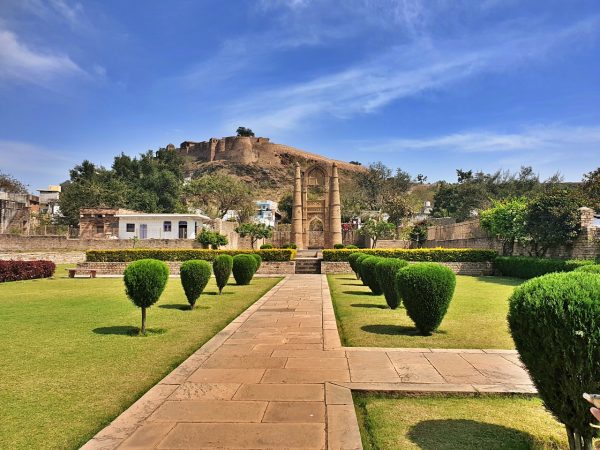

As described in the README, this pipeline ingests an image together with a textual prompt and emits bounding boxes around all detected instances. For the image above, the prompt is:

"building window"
[126,223,135,233]
[96,225,104,234]
[163,221,172,232]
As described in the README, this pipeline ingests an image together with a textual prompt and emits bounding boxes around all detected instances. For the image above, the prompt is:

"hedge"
[86,248,296,263]
[495,256,594,279]
[232,254,256,285]
[0,260,56,283]
[323,248,497,262]
[574,264,600,274]
[360,256,384,295]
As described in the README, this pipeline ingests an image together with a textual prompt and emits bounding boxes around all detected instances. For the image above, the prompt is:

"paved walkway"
[83,274,534,450]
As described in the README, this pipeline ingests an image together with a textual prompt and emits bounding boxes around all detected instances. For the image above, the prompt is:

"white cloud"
[350,125,600,155]
[0,28,84,84]
[226,16,600,131]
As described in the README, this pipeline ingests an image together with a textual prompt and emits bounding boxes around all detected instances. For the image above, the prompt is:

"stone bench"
[68,268,97,278]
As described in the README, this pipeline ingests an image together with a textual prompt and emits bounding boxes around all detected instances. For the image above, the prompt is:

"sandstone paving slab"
[286,357,349,370]
[201,355,287,369]
[233,384,325,401]
[386,352,446,384]
[157,423,326,449]
[461,353,532,384]
[262,401,326,423]
[188,368,265,384]
[327,404,362,450]
[168,383,241,401]
[118,423,176,450]
[325,383,354,405]
[262,368,351,384]
[272,349,346,358]
[148,400,267,423]
[425,352,490,384]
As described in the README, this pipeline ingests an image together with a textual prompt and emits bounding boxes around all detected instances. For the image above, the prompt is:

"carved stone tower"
[291,162,343,249]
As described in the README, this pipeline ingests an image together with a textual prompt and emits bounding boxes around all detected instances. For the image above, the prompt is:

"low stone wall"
[321,261,494,276]
[0,234,198,251]
[76,261,296,275]
[0,251,86,264]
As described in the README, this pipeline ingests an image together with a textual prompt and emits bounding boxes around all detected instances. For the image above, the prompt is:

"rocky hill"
[175,136,365,200]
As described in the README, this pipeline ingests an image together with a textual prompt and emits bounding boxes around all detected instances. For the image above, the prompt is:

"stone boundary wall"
[0,235,198,251]
[375,240,411,249]
[76,261,296,275]
[321,261,494,276]
[0,251,85,264]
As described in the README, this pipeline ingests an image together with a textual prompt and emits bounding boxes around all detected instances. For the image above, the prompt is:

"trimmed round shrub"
[345,244,358,249]
[348,252,366,279]
[574,264,600,274]
[355,253,371,284]
[508,272,600,449]
[396,263,456,335]
[376,258,408,309]
[260,243,273,249]
[333,243,345,249]
[232,254,256,285]
[123,259,169,333]
[180,260,212,309]
[251,253,262,272]
[213,254,233,294]
[360,256,384,295]
[283,243,298,249]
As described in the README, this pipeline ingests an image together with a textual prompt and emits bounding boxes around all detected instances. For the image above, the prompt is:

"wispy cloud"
[352,125,600,155]
[0,28,85,85]
[222,15,599,132]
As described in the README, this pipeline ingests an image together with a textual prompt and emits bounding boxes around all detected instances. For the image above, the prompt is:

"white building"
[222,200,281,227]
[116,213,211,240]
[37,185,61,217]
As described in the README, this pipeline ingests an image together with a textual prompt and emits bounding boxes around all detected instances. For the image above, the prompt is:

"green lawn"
[328,274,521,349]
[354,393,569,449]
[0,274,281,450]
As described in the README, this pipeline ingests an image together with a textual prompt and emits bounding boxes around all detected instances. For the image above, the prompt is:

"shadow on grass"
[159,304,211,310]
[339,276,358,281]
[360,324,447,336]
[473,276,522,287]
[93,326,167,336]
[203,292,234,296]
[343,290,376,296]
[408,419,535,450]
[351,303,388,309]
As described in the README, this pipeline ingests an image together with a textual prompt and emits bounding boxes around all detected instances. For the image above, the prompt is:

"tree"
[581,167,600,212]
[524,189,582,257]
[409,220,429,248]
[123,259,169,334]
[480,198,528,255]
[349,161,362,166]
[235,223,273,249]
[354,162,412,212]
[383,194,413,226]
[236,126,255,137]
[195,229,228,249]
[0,172,28,193]
[278,192,293,224]
[359,219,396,248]
[185,173,254,219]
[432,181,487,221]
[415,174,427,184]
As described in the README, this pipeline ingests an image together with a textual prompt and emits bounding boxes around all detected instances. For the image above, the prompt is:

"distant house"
[223,200,281,227]
[116,213,211,240]
[79,208,139,239]
[37,185,61,217]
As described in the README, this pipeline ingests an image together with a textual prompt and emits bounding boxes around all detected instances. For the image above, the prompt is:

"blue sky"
[1,0,599,191]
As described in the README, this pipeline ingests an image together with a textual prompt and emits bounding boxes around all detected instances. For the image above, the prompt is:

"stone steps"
[295,258,322,274]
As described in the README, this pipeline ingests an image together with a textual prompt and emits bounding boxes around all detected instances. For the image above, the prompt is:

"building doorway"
[178,221,188,239]
[139,224,148,239]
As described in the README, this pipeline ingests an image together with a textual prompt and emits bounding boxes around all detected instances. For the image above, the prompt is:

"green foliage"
[0,171,28,193]
[494,256,593,279]
[212,255,233,294]
[573,264,600,274]
[195,229,228,249]
[333,243,345,249]
[236,126,255,137]
[123,259,169,333]
[355,254,371,283]
[60,149,184,226]
[260,243,273,249]
[235,223,273,249]
[179,260,212,309]
[480,198,528,255]
[375,258,408,309]
[359,219,396,248]
[347,252,366,279]
[283,243,298,249]
[185,173,254,219]
[580,167,600,211]
[383,194,413,226]
[354,162,412,211]
[508,272,600,448]
[345,244,358,249]
[278,192,293,224]
[360,256,384,295]
[396,263,456,335]
[524,189,583,257]
[409,220,429,248]
[323,248,497,262]
[251,253,262,271]
[232,254,256,285]
[86,248,295,262]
